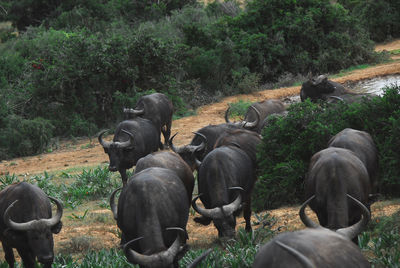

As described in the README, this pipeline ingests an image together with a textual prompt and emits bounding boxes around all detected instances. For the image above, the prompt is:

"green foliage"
[227,99,252,119]
[339,0,400,42]
[0,115,54,159]
[255,85,400,210]
[0,166,120,209]
[360,210,400,267]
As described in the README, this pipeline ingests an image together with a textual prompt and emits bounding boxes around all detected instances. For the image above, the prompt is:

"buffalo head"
[192,187,243,238]
[98,129,134,172]
[3,196,63,266]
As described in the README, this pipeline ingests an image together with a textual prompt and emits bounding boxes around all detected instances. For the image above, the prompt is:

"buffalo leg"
[243,195,252,232]
[119,169,128,187]
[2,242,15,268]
[16,248,35,268]
[162,122,171,148]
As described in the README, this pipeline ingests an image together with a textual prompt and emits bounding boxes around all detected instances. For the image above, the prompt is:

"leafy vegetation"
[0,0,390,160]
[0,165,120,208]
[255,84,400,210]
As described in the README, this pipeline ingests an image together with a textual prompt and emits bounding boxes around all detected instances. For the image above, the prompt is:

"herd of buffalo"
[0,76,381,267]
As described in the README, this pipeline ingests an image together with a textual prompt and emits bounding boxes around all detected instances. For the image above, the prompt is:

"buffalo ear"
[3,228,24,242]
[51,221,63,234]
[194,216,212,226]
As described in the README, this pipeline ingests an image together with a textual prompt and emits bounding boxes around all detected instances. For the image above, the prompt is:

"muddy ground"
[0,39,400,261]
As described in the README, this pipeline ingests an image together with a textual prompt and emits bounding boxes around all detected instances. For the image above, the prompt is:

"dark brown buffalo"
[98,117,160,186]
[0,182,63,268]
[225,99,286,133]
[328,128,379,192]
[134,151,195,204]
[300,75,350,102]
[169,124,240,171]
[305,147,370,237]
[110,167,189,268]
[124,93,173,148]
[253,195,370,268]
[191,129,261,238]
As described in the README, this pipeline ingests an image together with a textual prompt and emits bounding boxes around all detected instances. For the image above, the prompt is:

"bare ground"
[1,40,400,260]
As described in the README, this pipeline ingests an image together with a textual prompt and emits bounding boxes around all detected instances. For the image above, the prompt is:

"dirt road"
[1,40,399,177]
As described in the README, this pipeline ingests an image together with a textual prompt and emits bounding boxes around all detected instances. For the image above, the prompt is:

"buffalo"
[304,147,370,238]
[252,195,370,268]
[98,117,160,186]
[169,124,240,170]
[0,182,63,268]
[300,75,350,102]
[191,129,261,238]
[328,128,379,193]
[110,167,189,268]
[225,99,286,133]
[134,151,195,204]
[124,93,173,148]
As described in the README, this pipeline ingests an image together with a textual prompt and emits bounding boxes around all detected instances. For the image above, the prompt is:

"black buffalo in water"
[134,151,195,204]
[225,99,286,133]
[124,93,173,148]
[169,124,240,171]
[191,129,261,238]
[0,182,63,268]
[304,147,370,237]
[328,128,379,193]
[252,195,370,268]
[110,167,189,268]
[300,75,350,102]
[98,117,160,186]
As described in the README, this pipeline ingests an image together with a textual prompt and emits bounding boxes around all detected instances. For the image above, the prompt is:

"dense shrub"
[339,0,400,42]
[0,115,54,159]
[254,84,400,210]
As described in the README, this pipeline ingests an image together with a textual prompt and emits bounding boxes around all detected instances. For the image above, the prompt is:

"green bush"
[0,115,54,159]
[254,85,400,210]
[339,0,400,42]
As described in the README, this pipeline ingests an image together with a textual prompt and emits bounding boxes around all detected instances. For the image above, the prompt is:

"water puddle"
[350,74,400,96]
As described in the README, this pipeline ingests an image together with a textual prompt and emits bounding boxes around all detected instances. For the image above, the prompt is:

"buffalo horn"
[192,132,207,153]
[224,106,232,123]
[328,96,344,103]
[131,108,144,115]
[109,187,122,220]
[187,248,213,268]
[4,196,63,231]
[191,190,242,219]
[243,105,260,129]
[124,229,183,267]
[169,133,183,153]
[299,195,320,229]
[275,241,316,268]
[98,130,112,149]
[113,129,134,149]
[336,194,370,240]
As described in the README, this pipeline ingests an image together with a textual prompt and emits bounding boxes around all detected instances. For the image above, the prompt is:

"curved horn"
[169,132,184,153]
[110,187,122,221]
[4,197,63,231]
[275,241,316,268]
[225,106,232,123]
[243,105,260,129]
[336,194,371,240]
[113,129,134,149]
[131,108,144,115]
[187,248,213,268]
[124,229,183,267]
[299,195,320,229]
[98,130,112,148]
[328,96,344,103]
[191,189,242,219]
[192,132,207,153]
